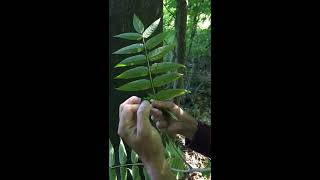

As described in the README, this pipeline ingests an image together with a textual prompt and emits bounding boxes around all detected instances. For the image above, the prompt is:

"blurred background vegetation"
[163,0,212,126]
[162,0,213,179]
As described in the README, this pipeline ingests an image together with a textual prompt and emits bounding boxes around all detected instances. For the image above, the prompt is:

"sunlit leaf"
[153,72,183,87]
[131,166,141,180]
[116,79,151,91]
[130,150,139,163]
[145,32,169,50]
[133,14,144,33]
[114,32,142,40]
[109,139,115,167]
[114,66,148,79]
[150,62,185,74]
[109,169,117,180]
[153,89,190,101]
[148,44,175,61]
[112,43,144,54]
[120,167,127,180]
[142,18,161,38]
[114,55,147,68]
[119,138,127,165]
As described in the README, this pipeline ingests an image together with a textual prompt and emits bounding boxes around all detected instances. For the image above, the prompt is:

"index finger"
[120,96,141,113]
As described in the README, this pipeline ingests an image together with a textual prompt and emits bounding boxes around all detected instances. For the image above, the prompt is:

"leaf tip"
[114,64,125,68]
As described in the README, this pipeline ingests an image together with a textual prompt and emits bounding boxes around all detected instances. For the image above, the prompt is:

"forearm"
[143,156,175,180]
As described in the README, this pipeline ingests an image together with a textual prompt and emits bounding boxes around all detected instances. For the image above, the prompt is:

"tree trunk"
[174,0,187,106]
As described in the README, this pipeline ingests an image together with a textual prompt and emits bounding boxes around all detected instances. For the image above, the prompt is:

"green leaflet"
[120,167,127,180]
[145,32,169,50]
[153,72,183,87]
[150,62,185,74]
[112,43,144,54]
[143,18,161,38]
[133,14,144,33]
[114,32,142,40]
[143,167,151,180]
[130,150,139,163]
[128,166,141,180]
[114,55,147,68]
[114,66,148,79]
[148,44,176,61]
[166,140,187,179]
[109,139,115,167]
[118,138,127,165]
[116,79,151,91]
[109,169,117,180]
[153,89,190,101]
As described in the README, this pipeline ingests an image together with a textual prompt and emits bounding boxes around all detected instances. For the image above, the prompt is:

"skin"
[118,96,198,179]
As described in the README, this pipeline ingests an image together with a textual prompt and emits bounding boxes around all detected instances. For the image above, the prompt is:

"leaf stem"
[142,37,156,95]
[109,163,144,169]
[109,163,211,173]
[171,167,211,173]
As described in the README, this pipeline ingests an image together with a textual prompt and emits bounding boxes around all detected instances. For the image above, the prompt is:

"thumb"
[136,100,152,137]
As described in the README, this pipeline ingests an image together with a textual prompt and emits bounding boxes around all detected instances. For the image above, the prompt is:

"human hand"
[150,100,198,140]
[118,96,174,180]
[118,96,165,163]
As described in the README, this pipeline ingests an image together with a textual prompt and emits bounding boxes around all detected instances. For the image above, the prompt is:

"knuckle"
[117,129,123,137]
[122,104,131,112]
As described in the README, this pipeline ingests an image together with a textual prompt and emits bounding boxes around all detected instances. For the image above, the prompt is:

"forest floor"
[177,134,211,180]
[185,150,210,180]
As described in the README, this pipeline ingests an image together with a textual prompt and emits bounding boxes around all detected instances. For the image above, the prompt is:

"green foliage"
[114,55,147,68]
[142,18,161,38]
[109,139,117,180]
[148,44,176,61]
[128,166,141,180]
[153,89,190,101]
[153,73,183,88]
[116,79,151,91]
[145,32,169,50]
[114,33,142,41]
[112,43,144,54]
[111,10,212,179]
[165,140,188,179]
[133,14,144,33]
[113,14,188,101]
[115,66,148,79]
[130,150,138,164]
[118,138,127,165]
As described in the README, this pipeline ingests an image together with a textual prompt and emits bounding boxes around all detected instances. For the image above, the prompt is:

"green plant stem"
[109,163,144,169]
[171,167,211,173]
[142,37,156,95]
[109,163,211,174]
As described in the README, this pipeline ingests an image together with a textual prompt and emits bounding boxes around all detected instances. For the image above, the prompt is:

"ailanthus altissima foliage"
[112,14,189,101]
[109,14,210,180]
